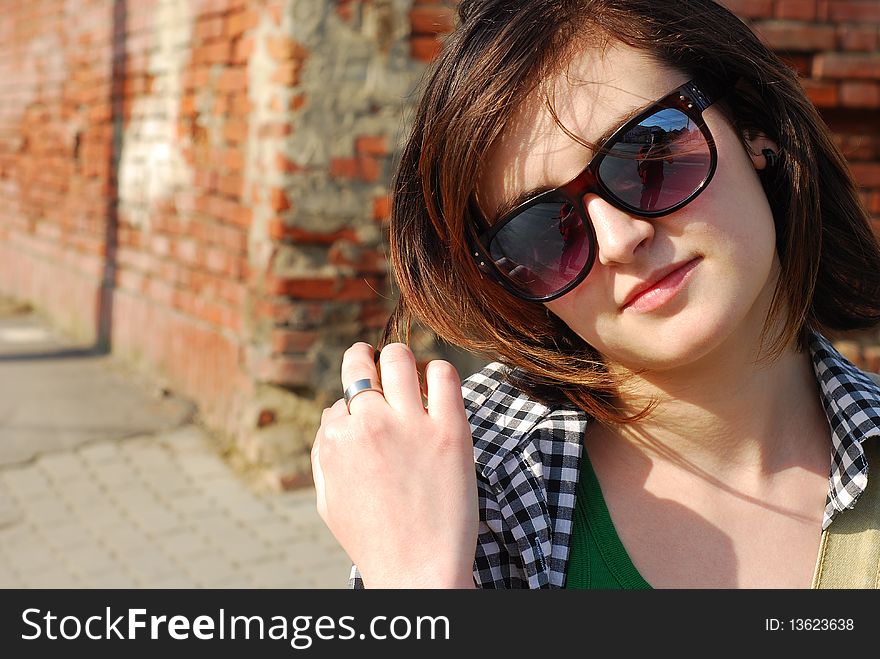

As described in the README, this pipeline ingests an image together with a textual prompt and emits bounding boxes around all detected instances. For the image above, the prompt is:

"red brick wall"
[0,0,877,483]
[0,0,419,486]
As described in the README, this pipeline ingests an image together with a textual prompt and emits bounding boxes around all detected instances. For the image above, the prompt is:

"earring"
[761,148,780,169]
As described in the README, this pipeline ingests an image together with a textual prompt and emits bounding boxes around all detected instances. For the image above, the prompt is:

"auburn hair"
[380,0,880,423]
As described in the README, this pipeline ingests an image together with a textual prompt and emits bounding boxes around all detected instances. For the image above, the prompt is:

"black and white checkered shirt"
[348,332,880,588]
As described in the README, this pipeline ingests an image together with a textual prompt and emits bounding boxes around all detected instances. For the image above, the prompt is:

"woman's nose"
[584,194,654,267]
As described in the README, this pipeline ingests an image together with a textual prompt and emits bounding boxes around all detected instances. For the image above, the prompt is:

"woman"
[311,0,880,588]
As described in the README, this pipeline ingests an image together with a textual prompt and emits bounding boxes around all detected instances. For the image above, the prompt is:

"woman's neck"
[602,332,830,486]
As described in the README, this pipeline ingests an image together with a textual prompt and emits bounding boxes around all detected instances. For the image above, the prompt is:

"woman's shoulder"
[461,362,588,467]
[461,362,553,430]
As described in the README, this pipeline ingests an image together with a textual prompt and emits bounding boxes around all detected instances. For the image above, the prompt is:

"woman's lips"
[621,257,702,313]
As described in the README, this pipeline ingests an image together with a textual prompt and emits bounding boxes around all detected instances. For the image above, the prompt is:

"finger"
[322,398,349,424]
[378,343,426,414]
[310,432,326,520]
[340,342,385,414]
[424,359,466,421]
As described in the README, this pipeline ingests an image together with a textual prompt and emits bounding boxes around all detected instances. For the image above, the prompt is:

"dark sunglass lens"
[597,108,711,212]
[488,201,590,297]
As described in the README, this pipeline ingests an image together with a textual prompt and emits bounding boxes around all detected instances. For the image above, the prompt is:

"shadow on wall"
[95,0,126,354]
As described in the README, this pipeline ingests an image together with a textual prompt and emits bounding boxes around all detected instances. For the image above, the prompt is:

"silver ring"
[343,378,384,413]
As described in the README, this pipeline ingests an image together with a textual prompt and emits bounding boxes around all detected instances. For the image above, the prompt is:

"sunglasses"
[471,77,728,302]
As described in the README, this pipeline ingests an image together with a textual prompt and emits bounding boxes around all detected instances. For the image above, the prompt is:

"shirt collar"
[809,331,880,529]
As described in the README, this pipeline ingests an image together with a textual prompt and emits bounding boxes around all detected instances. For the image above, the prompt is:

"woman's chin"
[595,312,745,374]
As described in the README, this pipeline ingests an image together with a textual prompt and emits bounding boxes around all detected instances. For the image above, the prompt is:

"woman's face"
[477,43,779,372]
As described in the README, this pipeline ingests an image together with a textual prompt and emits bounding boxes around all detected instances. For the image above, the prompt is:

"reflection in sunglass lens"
[488,200,590,297]
[597,108,711,212]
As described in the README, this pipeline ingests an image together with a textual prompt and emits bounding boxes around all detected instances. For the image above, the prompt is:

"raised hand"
[311,342,478,588]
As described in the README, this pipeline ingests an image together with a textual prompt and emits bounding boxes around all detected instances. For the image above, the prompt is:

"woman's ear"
[743,130,781,171]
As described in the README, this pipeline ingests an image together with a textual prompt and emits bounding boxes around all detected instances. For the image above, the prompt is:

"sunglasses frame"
[471,77,727,302]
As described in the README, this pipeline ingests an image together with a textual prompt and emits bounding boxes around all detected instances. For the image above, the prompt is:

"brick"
[270,65,303,86]
[267,219,358,243]
[838,25,879,52]
[779,53,812,76]
[411,36,443,62]
[195,15,225,42]
[270,329,319,353]
[410,6,456,35]
[329,156,380,182]
[833,340,863,365]
[217,67,247,92]
[864,345,880,374]
[754,21,836,51]
[232,36,254,64]
[226,9,259,38]
[267,276,383,301]
[265,36,309,62]
[257,123,292,138]
[774,0,817,20]
[198,41,230,65]
[223,119,248,144]
[373,195,391,220]
[813,53,880,80]
[289,93,307,111]
[355,135,388,156]
[828,1,880,22]
[269,188,291,212]
[840,81,880,108]
[849,163,880,187]
[716,0,774,18]
[218,173,243,198]
[275,153,303,174]
[255,355,316,387]
[800,79,839,106]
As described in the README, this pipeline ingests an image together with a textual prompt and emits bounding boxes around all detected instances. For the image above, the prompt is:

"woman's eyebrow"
[489,100,652,223]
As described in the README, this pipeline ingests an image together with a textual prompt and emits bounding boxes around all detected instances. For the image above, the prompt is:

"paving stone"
[5,540,58,572]
[84,569,137,589]
[36,452,88,482]
[176,452,230,479]
[60,478,108,509]
[142,465,192,498]
[0,520,35,549]
[218,496,276,524]
[180,552,239,587]
[124,546,187,584]
[62,543,121,577]
[154,528,213,560]
[160,425,212,453]
[299,561,351,589]
[77,441,123,466]
[0,489,22,527]
[0,570,24,588]
[244,558,299,588]
[75,505,130,533]
[101,523,152,556]
[203,572,254,588]
[22,566,82,589]
[213,530,280,566]
[135,509,185,537]
[164,490,221,518]
[247,518,301,546]
[91,461,143,490]
[38,520,95,551]
[143,573,199,588]
[24,496,76,528]
[2,465,53,500]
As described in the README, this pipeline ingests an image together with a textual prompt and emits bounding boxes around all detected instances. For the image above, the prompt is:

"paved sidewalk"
[0,301,351,588]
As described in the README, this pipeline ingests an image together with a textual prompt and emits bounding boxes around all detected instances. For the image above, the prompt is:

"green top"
[565,448,653,589]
